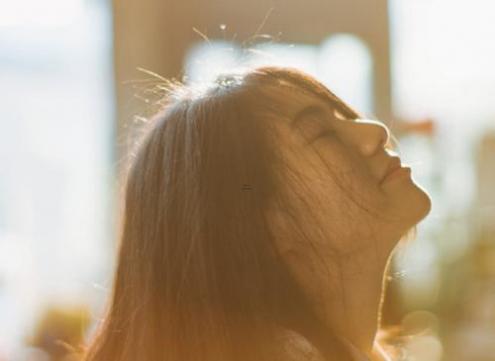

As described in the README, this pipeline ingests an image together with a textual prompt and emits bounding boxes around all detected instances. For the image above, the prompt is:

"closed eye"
[312,129,337,143]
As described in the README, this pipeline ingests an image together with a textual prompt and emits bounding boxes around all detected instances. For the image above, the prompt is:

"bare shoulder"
[278,329,327,361]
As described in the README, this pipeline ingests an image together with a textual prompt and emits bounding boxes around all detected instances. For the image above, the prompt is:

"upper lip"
[380,157,402,184]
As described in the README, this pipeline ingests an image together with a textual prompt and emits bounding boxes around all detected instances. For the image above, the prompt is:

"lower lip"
[381,167,411,185]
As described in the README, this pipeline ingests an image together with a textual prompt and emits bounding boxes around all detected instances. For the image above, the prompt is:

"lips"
[380,157,403,184]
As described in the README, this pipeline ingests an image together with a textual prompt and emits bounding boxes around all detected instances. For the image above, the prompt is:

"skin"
[272,95,431,360]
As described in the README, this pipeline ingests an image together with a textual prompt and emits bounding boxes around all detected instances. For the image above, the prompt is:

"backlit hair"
[82,66,367,361]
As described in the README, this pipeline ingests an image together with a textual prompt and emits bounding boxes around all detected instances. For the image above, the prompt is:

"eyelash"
[312,129,337,143]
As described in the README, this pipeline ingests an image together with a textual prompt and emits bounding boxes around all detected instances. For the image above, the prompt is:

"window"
[0,0,113,357]
[185,34,373,115]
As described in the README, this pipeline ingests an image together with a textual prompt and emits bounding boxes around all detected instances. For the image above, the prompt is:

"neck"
[319,243,393,359]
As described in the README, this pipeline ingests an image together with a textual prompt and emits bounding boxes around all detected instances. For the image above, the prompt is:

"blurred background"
[1,0,495,360]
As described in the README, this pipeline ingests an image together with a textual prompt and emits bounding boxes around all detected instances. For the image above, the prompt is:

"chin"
[405,181,432,225]
[387,179,432,230]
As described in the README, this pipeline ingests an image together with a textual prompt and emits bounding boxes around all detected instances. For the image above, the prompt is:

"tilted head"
[83,66,431,361]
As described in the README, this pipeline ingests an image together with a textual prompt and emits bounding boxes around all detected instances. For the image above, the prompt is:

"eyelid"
[311,128,337,143]
[293,105,341,144]
[291,105,326,129]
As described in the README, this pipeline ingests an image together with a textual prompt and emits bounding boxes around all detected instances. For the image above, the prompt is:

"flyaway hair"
[83,66,365,361]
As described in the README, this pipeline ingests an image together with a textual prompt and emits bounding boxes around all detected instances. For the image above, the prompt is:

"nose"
[348,119,390,157]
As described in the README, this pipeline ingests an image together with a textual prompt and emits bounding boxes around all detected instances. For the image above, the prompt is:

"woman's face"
[272,94,431,260]
[261,86,432,353]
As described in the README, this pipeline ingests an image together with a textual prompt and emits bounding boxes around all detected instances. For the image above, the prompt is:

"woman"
[83,66,431,361]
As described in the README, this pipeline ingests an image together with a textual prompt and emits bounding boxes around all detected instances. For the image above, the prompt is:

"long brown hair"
[83,66,364,361]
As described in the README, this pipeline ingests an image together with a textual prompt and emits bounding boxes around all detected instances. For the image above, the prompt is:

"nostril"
[350,119,392,156]
[362,121,390,156]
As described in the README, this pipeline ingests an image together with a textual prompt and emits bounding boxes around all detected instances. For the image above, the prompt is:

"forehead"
[271,82,356,124]
[274,86,331,119]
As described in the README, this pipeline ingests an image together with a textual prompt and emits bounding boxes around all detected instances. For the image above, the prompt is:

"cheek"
[300,169,388,255]
[315,147,388,218]
[277,141,390,255]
